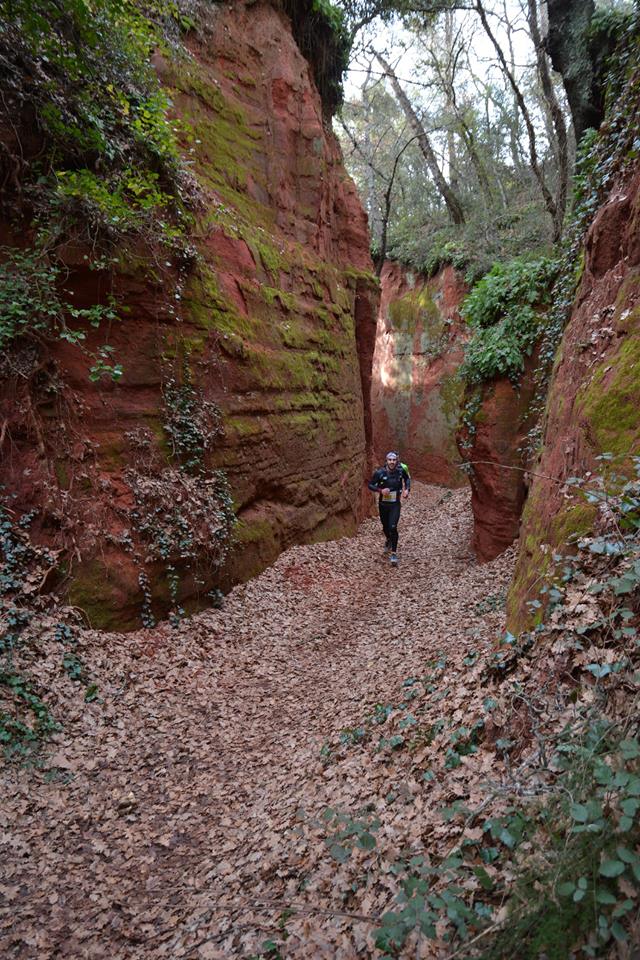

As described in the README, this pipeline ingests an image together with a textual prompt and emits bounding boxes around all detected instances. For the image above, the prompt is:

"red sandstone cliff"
[457,357,540,562]
[371,261,468,484]
[0,1,378,628]
[508,167,640,627]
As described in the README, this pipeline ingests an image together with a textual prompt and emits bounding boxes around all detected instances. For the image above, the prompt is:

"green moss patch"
[184,264,257,343]
[234,516,276,546]
[576,330,640,458]
[507,495,597,632]
[68,558,134,631]
[387,285,452,361]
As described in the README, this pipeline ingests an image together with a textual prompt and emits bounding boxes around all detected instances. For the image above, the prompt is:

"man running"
[368,451,410,565]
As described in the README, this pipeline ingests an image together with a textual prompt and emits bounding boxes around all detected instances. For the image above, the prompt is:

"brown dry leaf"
[1,485,524,958]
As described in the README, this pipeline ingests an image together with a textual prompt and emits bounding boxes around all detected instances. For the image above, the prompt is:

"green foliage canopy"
[0,0,195,355]
[0,0,190,240]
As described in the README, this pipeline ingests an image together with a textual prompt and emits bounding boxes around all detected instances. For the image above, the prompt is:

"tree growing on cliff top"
[337,0,633,274]
[338,0,567,275]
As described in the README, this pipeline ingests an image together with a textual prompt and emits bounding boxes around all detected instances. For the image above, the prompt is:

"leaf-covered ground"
[1,483,523,958]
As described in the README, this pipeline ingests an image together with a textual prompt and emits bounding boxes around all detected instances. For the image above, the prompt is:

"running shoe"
[390,552,398,566]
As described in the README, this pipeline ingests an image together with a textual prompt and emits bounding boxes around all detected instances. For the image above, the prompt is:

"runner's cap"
[386,451,398,459]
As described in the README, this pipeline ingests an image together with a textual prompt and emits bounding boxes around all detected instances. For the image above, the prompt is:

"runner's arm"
[367,469,383,493]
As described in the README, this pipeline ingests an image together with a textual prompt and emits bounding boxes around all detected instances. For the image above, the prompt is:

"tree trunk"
[474,0,558,239]
[444,10,459,193]
[528,0,569,242]
[503,1,523,173]
[375,50,466,225]
[374,137,417,274]
[546,0,600,143]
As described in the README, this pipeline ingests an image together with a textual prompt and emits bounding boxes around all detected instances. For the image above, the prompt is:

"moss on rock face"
[54,460,71,490]
[227,515,280,583]
[507,486,599,632]
[388,287,441,338]
[234,516,276,546]
[183,264,257,343]
[311,515,354,544]
[167,40,365,435]
[439,373,465,425]
[575,327,640,457]
[262,286,298,312]
[226,416,266,441]
[68,558,135,631]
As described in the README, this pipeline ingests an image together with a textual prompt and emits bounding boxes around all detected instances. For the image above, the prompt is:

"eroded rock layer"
[458,358,539,562]
[0,1,378,628]
[508,167,640,628]
[371,261,467,484]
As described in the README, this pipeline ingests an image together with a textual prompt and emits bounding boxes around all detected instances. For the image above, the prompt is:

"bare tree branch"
[473,0,558,235]
[373,49,466,224]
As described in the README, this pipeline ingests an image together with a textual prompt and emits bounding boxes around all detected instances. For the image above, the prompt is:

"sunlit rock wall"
[371,261,468,484]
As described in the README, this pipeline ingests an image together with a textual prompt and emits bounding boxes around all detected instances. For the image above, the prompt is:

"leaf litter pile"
[2,482,640,959]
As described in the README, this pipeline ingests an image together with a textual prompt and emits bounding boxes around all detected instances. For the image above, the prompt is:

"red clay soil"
[1,484,514,959]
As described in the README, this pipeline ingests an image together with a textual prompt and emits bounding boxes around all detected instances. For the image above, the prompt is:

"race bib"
[382,491,397,502]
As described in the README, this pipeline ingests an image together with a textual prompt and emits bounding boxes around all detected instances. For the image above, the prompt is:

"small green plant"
[422,238,469,278]
[0,495,94,758]
[458,387,483,454]
[162,375,222,473]
[54,167,174,237]
[0,672,60,759]
[0,245,118,352]
[321,806,380,863]
[459,257,559,384]
[444,720,484,769]
[474,591,507,615]
[372,837,497,955]
[1,497,56,662]
[326,673,449,760]
[89,345,124,382]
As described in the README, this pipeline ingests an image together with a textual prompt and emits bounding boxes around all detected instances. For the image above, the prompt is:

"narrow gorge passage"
[2,484,513,959]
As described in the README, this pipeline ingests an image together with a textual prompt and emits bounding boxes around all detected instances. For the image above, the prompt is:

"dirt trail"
[1,484,514,959]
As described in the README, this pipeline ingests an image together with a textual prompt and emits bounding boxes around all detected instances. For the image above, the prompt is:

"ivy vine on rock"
[0,244,118,354]
[162,375,223,474]
[119,373,235,625]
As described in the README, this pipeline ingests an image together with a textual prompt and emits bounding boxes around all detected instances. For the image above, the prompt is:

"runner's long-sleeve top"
[368,466,410,503]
